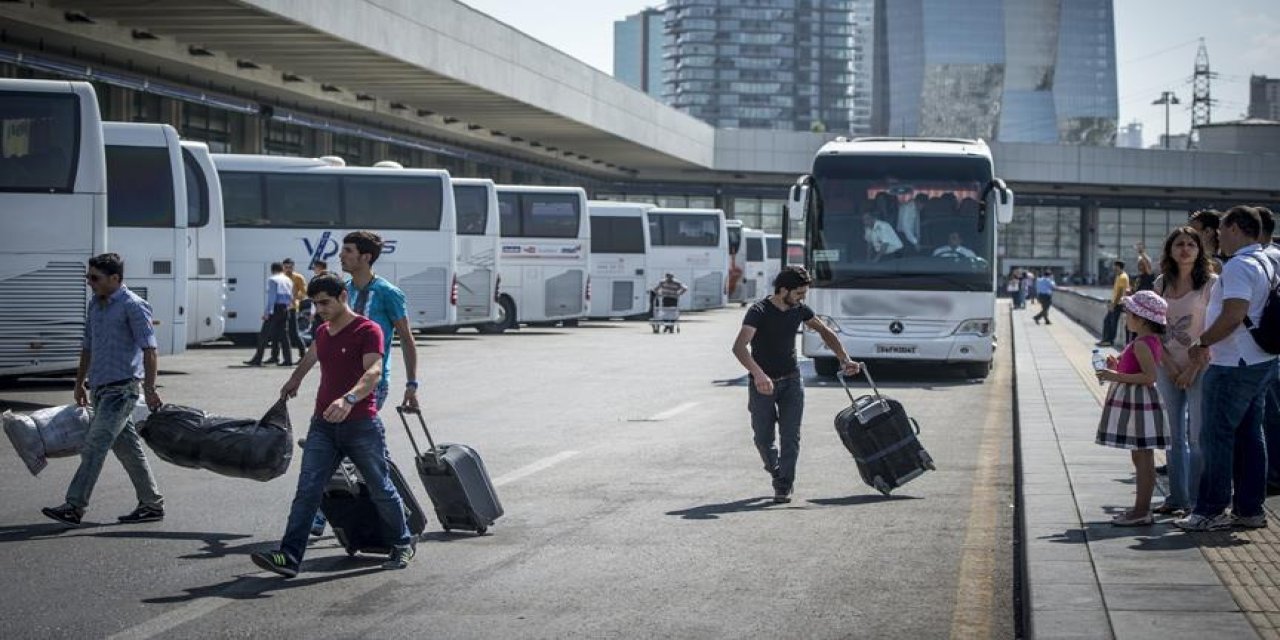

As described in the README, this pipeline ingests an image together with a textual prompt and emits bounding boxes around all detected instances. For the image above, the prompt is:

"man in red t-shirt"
[250,274,414,577]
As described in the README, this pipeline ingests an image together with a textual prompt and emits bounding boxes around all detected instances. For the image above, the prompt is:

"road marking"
[949,322,1011,638]
[493,450,580,487]
[645,401,706,422]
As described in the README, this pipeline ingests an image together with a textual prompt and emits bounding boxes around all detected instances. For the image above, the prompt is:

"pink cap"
[1122,290,1168,326]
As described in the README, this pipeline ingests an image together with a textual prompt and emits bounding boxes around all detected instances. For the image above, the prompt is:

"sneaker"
[772,486,793,504]
[1233,513,1268,529]
[41,504,83,527]
[117,504,164,524]
[382,542,416,570]
[1095,340,1113,347]
[1111,512,1153,527]
[251,550,299,578]
[310,513,327,538]
[1033,316,1041,325]
[242,359,262,366]
[1174,513,1233,532]
[277,361,294,367]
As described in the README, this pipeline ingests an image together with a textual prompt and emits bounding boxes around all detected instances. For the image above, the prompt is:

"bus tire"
[814,357,840,377]
[478,296,516,334]
[964,362,992,379]
[561,318,580,328]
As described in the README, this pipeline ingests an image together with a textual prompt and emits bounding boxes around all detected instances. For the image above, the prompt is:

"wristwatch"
[343,393,359,406]
[405,381,419,390]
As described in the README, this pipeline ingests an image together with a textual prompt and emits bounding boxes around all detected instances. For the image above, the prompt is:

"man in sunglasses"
[42,253,166,527]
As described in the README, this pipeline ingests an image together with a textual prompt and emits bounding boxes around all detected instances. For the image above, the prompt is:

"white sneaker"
[1173,513,1232,531]
[1232,513,1268,529]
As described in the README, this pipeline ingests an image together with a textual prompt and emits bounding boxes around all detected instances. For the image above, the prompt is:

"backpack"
[1243,251,1280,354]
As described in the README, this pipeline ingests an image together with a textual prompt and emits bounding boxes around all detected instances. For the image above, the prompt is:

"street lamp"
[1152,91,1181,149]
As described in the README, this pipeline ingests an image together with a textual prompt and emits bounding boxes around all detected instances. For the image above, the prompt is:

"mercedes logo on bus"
[889,321,904,335]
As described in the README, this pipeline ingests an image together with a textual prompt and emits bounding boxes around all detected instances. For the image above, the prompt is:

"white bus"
[587,201,651,319]
[739,228,767,302]
[725,219,747,305]
[788,137,1014,379]
[213,154,457,336]
[786,239,805,266]
[763,232,783,296]
[180,141,226,345]
[492,185,591,329]
[0,79,107,376]
[103,122,189,356]
[450,178,501,330]
[646,208,729,311]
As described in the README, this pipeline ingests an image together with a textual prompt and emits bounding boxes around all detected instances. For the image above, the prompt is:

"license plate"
[875,344,918,355]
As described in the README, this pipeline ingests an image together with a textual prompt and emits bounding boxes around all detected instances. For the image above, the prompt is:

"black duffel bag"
[140,400,293,482]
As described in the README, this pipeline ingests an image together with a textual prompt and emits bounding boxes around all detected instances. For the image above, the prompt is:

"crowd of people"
[1086,206,1279,530]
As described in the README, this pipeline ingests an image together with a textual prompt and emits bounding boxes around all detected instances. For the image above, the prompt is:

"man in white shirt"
[861,212,904,262]
[1254,207,1280,492]
[896,194,924,252]
[1176,206,1280,531]
[932,232,978,259]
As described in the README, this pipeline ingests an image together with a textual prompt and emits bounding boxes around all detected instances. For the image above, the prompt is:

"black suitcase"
[834,366,935,495]
[321,458,428,556]
[397,407,503,535]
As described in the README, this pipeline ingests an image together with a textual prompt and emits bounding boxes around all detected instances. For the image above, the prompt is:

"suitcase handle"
[836,362,880,404]
[396,406,443,468]
[909,416,921,435]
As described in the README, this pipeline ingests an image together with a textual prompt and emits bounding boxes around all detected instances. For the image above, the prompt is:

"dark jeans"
[1193,359,1279,519]
[1012,290,1025,309]
[285,308,307,358]
[311,386,390,531]
[1033,294,1053,323]
[1266,375,1280,487]
[748,376,804,490]
[281,416,410,564]
[251,304,290,363]
[1101,304,1123,343]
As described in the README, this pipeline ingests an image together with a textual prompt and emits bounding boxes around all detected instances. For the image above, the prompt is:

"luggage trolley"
[650,294,680,334]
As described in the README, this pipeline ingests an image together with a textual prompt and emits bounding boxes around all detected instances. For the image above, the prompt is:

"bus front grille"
[0,261,86,371]
[399,267,448,324]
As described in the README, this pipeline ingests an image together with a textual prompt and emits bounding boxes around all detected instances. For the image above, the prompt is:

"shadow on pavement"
[665,497,779,520]
[807,494,921,506]
[143,559,385,604]
[0,525,258,558]
[1038,525,1252,551]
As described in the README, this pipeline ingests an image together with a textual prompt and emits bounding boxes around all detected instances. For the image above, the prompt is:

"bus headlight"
[954,318,993,336]
[814,315,844,334]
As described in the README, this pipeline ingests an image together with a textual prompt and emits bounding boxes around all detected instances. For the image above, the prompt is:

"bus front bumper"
[802,330,994,364]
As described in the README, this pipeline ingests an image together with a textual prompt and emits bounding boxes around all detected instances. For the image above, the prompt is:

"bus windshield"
[727,225,742,255]
[649,212,719,247]
[591,216,645,254]
[0,92,79,193]
[453,184,489,236]
[810,154,994,291]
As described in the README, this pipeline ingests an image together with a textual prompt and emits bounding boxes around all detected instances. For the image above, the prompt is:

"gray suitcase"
[396,407,503,535]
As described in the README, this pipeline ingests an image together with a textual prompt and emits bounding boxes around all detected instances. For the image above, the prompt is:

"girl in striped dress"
[1095,290,1170,526]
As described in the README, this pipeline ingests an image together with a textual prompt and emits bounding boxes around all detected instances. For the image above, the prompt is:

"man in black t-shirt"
[731,266,860,503]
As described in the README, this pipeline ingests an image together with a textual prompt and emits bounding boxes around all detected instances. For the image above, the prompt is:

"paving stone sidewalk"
[1013,304,1279,640]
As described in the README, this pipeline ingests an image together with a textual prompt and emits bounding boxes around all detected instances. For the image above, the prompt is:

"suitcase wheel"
[919,451,936,471]
[872,477,892,496]
[476,526,488,536]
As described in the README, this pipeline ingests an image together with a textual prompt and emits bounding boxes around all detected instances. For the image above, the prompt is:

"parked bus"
[450,178,502,330]
[103,122,189,356]
[0,79,107,376]
[646,208,729,311]
[213,154,457,336]
[180,141,226,345]
[491,185,591,329]
[787,239,805,265]
[587,201,651,319]
[787,137,1014,378]
[725,219,746,305]
[739,228,766,303]
[763,232,783,296]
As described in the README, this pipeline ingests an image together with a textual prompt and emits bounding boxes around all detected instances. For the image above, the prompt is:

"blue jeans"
[749,376,805,490]
[1193,359,1279,518]
[66,381,163,510]
[1156,367,1204,509]
[282,416,410,564]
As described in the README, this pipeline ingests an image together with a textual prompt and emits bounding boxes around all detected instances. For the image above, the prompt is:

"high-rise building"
[875,0,1118,144]
[1116,121,1143,149]
[614,8,666,99]
[1248,75,1280,121]
[659,0,875,133]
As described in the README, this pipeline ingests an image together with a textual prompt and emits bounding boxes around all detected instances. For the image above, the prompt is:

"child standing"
[1095,290,1170,526]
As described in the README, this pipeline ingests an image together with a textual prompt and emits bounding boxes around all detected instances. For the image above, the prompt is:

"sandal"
[1112,512,1154,527]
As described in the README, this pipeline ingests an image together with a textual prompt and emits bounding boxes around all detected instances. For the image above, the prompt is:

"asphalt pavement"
[0,306,1015,639]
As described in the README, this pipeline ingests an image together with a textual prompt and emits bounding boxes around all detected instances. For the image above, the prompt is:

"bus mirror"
[997,188,1015,225]
[787,179,810,224]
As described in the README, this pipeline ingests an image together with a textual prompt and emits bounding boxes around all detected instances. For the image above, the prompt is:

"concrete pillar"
[237,114,264,154]
[1081,203,1099,284]
[314,131,333,157]
[106,86,131,122]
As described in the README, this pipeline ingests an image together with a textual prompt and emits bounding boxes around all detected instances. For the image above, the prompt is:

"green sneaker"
[251,550,299,578]
[382,543,416,570]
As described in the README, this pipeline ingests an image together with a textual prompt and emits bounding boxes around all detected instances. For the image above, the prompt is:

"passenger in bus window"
[896,193,925,253]
[861,212,904,262]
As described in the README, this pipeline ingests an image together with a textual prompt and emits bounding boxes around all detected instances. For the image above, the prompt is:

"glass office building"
[877,0,1117,144]
[661,0,874,133]
[614,9,666,99]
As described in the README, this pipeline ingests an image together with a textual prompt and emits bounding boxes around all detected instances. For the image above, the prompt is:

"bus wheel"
[561,319,580,328]
[478,297,515,334]
[964,362,992,379]
[813,357,839,377]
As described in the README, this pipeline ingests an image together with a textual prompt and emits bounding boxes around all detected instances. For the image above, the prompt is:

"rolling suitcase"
[834,365,935,495]
[397,407,503,535]
[321,458,428,556]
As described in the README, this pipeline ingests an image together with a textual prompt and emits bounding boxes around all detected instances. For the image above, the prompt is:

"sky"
[460,1,1280,147]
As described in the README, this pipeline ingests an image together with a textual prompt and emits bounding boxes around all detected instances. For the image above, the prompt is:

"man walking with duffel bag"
[731,266,860,503]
